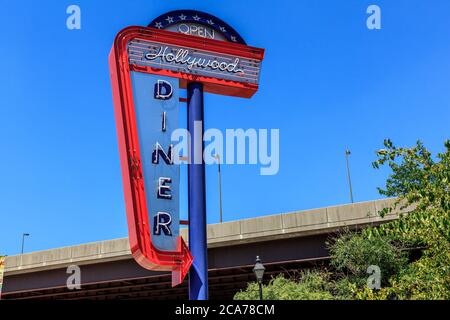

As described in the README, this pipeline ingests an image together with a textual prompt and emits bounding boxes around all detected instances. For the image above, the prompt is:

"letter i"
[162,112,166,132]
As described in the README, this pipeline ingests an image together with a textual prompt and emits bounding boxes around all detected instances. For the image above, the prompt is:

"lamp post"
[214,154,223,223]
[345,150,354,203]
[253,256,265,300]
[21,233,30,254]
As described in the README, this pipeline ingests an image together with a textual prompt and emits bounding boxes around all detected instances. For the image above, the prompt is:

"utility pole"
[345,150,354,203]
[187,82,208,300]
[215,154,223,223]
[21,233,30,254]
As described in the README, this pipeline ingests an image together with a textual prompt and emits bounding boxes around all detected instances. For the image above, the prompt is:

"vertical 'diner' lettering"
[152,80,175,238]
[127,71,182,254]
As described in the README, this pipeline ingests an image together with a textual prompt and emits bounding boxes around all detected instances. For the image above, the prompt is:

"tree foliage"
[368,139,450,248]
[234,272,334,300]
[234,140,450,300]
[329,232,408,287]
[363,140,450,300]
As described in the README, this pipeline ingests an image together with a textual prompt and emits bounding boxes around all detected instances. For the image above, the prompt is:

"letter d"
[154,80,173,100]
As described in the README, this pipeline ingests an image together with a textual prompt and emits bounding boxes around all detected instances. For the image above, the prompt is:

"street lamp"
[253,256,265,300]
[21,233,30,254]
[214,154,223,223]
[345,149,354,203]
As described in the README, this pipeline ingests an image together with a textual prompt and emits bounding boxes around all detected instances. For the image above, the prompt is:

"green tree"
[363,139,450,299]
[339,139,450,299]
[328,231,408,288]
[234,140,450,300]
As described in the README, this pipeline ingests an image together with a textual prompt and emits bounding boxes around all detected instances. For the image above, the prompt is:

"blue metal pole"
[187,82,208,300]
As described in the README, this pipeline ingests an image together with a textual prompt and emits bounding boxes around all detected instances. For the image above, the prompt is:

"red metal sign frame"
[109,26,264,286]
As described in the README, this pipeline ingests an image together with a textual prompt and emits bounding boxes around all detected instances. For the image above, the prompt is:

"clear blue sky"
[1,0,449,255]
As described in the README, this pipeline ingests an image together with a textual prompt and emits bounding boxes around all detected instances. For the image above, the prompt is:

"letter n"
[152,143,174,165]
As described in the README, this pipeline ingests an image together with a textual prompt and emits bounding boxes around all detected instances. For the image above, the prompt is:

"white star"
[155,22,163,29]
[166,16,174,23]
[231,35,237,42]
[179,14,187,20]
[193,15,201,21]
[206,19,214,25]
[219,26,227,33]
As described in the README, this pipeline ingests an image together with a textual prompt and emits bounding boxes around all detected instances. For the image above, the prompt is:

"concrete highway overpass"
[2,199,401,300]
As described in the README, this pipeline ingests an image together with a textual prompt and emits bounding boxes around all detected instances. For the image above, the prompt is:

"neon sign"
[128,39,262,87]
[144,46,245,74]
[109,12,264,290]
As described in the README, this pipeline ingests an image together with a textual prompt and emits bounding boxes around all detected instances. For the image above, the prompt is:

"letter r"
[153,212,173,236]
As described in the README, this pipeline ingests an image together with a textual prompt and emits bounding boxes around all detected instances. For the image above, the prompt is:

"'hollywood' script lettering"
[145,46,244,74]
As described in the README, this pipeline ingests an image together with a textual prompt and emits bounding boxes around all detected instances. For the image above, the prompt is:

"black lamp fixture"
[253,256,265,300]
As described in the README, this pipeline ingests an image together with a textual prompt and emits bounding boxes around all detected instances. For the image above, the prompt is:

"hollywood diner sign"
[109,10,264,291]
